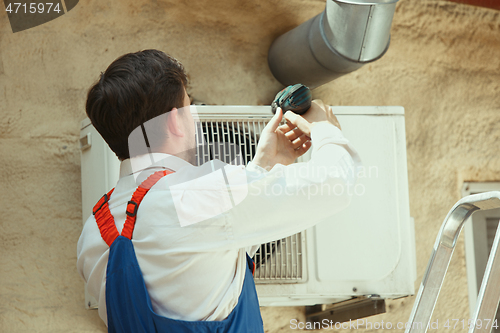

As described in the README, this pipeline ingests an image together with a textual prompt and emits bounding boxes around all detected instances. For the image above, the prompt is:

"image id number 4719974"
[5,2,61,14]
[439,319,499,330]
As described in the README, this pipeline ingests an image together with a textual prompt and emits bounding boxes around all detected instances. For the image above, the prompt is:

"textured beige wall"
[1,0,499,332]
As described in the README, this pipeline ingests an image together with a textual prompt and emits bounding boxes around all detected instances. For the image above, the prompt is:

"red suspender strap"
[93,169,174,247]
[121,170,173,240]
[93,189,118,247]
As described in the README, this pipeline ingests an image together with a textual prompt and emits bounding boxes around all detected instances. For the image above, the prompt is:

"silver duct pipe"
[268,0,399,89]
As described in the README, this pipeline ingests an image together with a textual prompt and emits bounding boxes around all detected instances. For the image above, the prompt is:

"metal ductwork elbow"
[268,0,399,89]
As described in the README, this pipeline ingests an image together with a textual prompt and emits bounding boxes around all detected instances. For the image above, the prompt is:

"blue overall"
[92,170,265,333]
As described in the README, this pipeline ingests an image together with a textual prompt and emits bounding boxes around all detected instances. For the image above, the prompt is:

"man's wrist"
[251,155,273,171]
[247,160,270,173]
[310,122,344,141]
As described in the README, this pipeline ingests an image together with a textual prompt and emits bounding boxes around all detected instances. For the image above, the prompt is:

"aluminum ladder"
[407,191,500,333]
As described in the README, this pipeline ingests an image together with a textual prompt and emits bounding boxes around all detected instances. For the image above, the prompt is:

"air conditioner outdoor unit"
[80,105,415,319]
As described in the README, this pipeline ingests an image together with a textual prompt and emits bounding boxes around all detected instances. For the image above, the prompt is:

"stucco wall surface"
[0,0,499,332]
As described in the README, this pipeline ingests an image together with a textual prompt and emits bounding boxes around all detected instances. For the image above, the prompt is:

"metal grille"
[196,120,266,166]
[195,118,304,282]
[253,233,303,282]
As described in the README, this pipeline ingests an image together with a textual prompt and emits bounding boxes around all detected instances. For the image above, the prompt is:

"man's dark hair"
[86,49,188,160]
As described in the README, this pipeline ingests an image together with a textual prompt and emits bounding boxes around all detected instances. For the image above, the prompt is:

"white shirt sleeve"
[229,122,359,248]
[170,122,361,251]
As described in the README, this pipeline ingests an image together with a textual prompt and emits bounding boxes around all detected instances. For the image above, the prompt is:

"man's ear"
[166,108,185,138]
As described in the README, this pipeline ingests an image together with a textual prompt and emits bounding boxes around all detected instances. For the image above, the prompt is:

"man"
[77,49,359,332]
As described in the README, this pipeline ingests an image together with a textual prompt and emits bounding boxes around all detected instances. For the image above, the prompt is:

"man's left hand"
[253,108,312,170]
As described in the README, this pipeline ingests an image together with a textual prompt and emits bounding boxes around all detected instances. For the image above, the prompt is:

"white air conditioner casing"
[80,106,415,309]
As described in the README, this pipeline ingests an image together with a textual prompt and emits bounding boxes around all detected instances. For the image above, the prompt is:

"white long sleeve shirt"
[77,122,360,326]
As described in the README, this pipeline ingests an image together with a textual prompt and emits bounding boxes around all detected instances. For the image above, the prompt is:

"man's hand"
[284,99,340,137]
[253,108,312,170]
